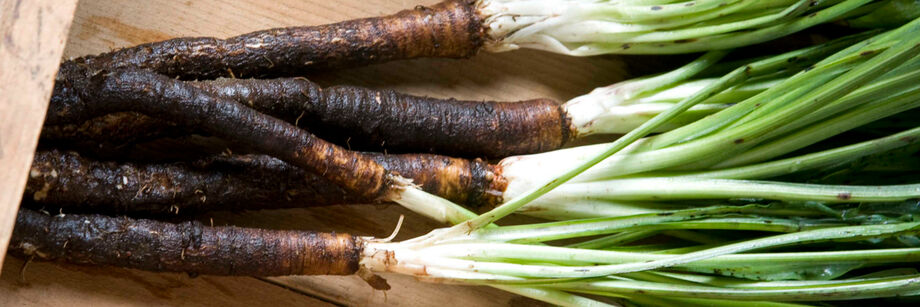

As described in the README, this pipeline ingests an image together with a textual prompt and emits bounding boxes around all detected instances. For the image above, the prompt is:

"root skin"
[40,112,183,153]
[60,0,483,80]
[26,150,365,215]
[47,76,572,158]
[26,150,506,215]
[193,78,572,157]
[50,68,396,201]
[9,208,362,276]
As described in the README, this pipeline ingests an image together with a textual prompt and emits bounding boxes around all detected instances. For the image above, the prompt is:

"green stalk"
[495,33,874,193]
[427,244,920,274]
[848,0,920,27]
[474,216,841,244]
[641,54,851,151]
[653,269,920,288]
[550,274,920,301]
[521,126,920,213]
[567,230,660,249]
[725,46,899,130]
[645,31,897,150]
[415,223,920,278]
[570,0,873,55]
[567,26,920,182]
[712,85,920,168]
[424,242,920,280]
[439,50,728,237]
[518,199,670,220]
[393,181,480,225]
[660,230,729,245]
[636,76,781,106]
[671,22,920,164]
[602,0,815,43]
[725,48,920,132]
[596,0,750,21]
[682,59,920,169]
[543,1,800,44]
[671,120,920,179]
[548,178,920,203]
[488,0,874,55]
[469,205,780,243]
[483,217,839,244]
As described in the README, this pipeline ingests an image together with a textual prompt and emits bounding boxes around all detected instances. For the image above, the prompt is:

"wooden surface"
[0,0,79,272]
[1,257,335,307]
[1,0,641,305]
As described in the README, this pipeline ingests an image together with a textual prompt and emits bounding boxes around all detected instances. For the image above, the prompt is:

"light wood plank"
[1,257,335,307]
[0,0,79,273]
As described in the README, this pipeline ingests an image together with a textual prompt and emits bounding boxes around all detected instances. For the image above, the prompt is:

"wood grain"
[2,0,642,305]
[0,0,79,272]
[1,257,335,307]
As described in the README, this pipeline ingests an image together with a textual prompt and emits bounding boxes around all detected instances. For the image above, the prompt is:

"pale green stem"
[568,27,920,182]
[564,0,873,55]
[712,84,920,168]
[471,205,770,243]
[546,178,920,203]
[414,223,920,278]
[546,274,920,301]
[671,125,920,179]
[567,230,659,249]
[645,32,895,150]
[438,50,728,238]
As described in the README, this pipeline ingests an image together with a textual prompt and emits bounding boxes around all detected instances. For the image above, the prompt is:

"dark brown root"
[40,112,184,154]
[25,150,366,215]
[46,76,573,158]
[60,0,483,80]
[9,208,362,276]
[25,150,506,215]
[193,77,573,157]
[50,68,397,201]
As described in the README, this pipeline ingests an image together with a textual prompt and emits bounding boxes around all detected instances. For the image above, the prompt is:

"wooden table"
[0,0,635,305]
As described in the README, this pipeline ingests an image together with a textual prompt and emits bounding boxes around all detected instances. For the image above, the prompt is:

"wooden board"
[1,0,641,305]
[1,256,337,307]
[0,0,79,272]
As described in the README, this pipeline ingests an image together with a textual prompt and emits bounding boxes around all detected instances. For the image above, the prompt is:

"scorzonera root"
[47,77,570,158]
[58,1,483,80]
[25,150,364,215]
[53,68,413,202]
[25,150,504,214]
[9,208,364,278]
